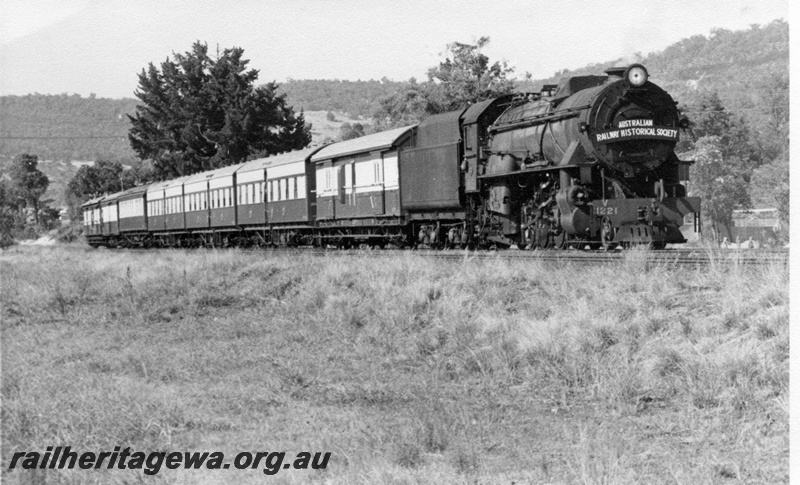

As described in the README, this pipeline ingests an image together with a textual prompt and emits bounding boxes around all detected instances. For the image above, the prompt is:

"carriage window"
[288,177,295,199]
[297,176,306,199]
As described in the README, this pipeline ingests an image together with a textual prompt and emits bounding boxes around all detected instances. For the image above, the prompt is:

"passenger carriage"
[235,156,271,227]
[183,164,240,246]
[265,148,320,234]
[117,185,149,246]
[231,147,321,246]
[100,191,123,244]
[82,195,106,247]
[146,180,170,234]
[161,176,191,245]
[183,171,211,231]
[208,164,239,230]
[310,126,414,247]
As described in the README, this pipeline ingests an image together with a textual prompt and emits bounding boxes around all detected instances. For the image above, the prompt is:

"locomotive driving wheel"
[552,229,568,249]
[536,221,551,249]
[600,217,616,251]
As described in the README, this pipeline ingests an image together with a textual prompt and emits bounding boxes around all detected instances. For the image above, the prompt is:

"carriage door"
[370,151,385,215]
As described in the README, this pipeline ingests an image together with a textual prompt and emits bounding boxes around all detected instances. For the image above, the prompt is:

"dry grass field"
[0,246,789,484]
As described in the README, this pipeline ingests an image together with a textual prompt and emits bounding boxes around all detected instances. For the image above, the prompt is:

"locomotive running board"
[477,163,588,179]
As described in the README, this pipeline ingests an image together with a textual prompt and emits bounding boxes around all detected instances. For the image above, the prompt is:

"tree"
[374,37,516,129]
[128,42,311,179]
[373,80,443,130]
[677,92,760,181]
[427,36,516,112]
[750,158,789,223]
[752,69,789,164]
[65,160,155,222]
[339,122,366,141]
[7,154,49,224]
[689,137,751,241]
[0,180,23,247]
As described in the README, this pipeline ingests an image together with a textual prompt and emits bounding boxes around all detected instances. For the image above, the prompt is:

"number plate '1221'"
[595,206,618,216]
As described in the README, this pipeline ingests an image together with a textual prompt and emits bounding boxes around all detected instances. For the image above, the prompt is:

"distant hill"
[0,94,138,166]
[277,78,408,119]
[518,20,788,117]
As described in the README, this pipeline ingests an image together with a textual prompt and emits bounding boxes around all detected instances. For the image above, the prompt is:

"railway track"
[48,244,786,267]
[260,246,788,267]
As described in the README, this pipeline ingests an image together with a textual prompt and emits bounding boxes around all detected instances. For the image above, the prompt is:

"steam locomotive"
[82,64,700,250]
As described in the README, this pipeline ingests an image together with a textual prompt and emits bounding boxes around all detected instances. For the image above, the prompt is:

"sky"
[0,0,789,99]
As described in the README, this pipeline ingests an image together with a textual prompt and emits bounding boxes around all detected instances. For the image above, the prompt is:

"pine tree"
[128,42,311,179]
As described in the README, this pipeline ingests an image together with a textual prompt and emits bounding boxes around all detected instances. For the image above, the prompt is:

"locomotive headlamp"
[624,64,648,87]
